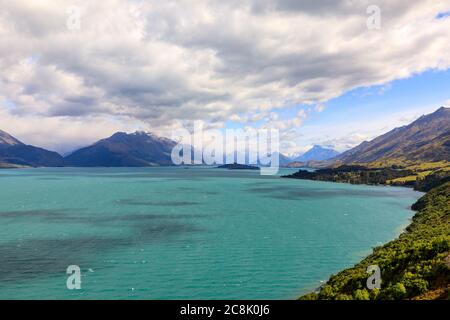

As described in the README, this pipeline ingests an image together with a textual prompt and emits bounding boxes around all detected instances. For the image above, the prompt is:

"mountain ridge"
[334,106,450,165]
[1,106,448,168]
[64,131,177,167]
[0,129,23,148]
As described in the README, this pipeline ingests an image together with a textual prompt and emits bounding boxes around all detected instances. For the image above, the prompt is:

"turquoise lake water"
[0,167,421,299]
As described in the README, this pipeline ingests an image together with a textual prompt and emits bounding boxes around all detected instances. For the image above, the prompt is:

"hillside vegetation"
[283,161,450,191]
[300,182,450,300]
[287,107,450,300]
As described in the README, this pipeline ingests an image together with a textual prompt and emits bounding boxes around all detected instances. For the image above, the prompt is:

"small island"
[286,161,306,168]
[217,163,259,170]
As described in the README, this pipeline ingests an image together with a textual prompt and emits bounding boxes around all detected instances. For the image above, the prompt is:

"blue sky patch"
[436,11,450,19]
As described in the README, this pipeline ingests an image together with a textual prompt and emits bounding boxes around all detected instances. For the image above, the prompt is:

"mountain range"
[0,106,448,168]
[334,106,449,165]
[64,131,176,167]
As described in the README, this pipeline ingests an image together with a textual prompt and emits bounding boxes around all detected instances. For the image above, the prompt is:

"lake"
[0,167,421,299]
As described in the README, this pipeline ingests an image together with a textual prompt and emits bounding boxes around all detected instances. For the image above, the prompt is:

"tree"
[353,289,370,300]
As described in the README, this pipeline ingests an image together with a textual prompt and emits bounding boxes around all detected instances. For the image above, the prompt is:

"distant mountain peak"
[111,131,127,136]
[311,144,333,150]
[109,131,168,141]
[294,145,340,162]
[131,130,151,136]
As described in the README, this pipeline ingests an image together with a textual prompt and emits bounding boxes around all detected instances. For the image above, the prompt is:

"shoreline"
[1,165,446,299]
[298,180,449,300]
[282,163,449,299]
[295,178,422,298]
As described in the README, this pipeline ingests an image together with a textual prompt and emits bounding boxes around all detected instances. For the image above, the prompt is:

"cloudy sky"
[1,0,450,155]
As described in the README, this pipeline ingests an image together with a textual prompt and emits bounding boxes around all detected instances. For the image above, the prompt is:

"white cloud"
[315,104,326,113]
[0,0,450,152]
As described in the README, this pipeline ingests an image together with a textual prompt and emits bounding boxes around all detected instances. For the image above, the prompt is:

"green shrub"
[384,283,407,300]
[299,182,450,300]
[353,289,370,300]
[335,294,353,300]
[298,292,318,300]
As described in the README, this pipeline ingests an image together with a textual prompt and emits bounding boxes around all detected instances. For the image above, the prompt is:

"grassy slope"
[300,182,450,300]
[383,161,450,185]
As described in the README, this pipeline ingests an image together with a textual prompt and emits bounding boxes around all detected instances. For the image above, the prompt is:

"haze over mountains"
[223,151,293,167]
[0,107,448,168]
